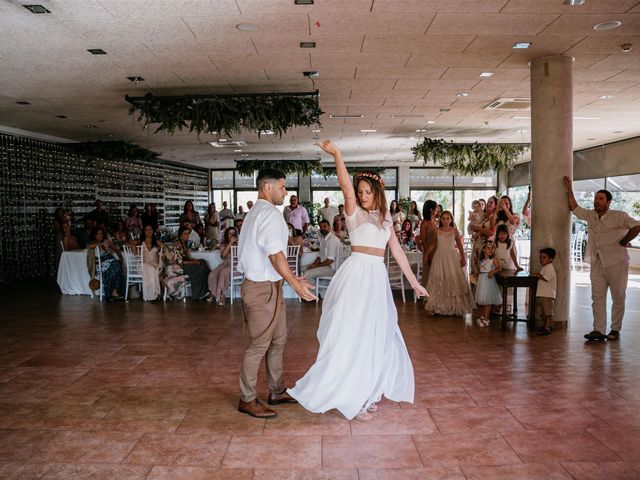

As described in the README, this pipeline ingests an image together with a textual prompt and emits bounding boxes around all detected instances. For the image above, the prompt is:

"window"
[607,174,640,247]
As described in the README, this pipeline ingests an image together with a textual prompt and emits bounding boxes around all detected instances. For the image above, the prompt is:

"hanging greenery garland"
[234,160,386,178]
[126,92,323,137]
[412,138,529,175]
[68,141,158,161]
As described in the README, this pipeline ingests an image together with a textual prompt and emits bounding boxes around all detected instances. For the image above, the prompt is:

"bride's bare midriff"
[351,245,385,257]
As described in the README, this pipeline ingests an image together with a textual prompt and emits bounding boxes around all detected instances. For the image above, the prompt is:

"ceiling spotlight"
[360,129,377,133]
[236,23,258,32]
[427,120,435,124]
[87,49,107,55]
[599,94,614,99]
[621,43,633,52]
[479,72,495,78]
[456,92,470,97]
[593,21,622,31]
[300,41,316,48]
[234,149,243,152]
[294,0,314,4]
[330,114,364,119]
[513,42,532,49]
[23,4,50,14]
[16,101,31,105]
[87,125,97,129]
[241,153,249,157]
[127,76,145,83]
[564,0,585,5]
[416,129,427,133]
[303,70,320,78]
[312,129,321,133]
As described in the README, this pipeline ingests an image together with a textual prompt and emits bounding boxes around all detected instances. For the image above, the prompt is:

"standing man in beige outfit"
[564,177,640,341]
[237,169,316,418]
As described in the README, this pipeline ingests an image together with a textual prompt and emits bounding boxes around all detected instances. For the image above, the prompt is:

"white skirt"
[288,252,415,420]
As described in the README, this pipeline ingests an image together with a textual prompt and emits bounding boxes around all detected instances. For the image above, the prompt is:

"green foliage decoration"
[398,197,413,213]
[633,201,640,217]
[126,92,323,137]
[412,138,529,175]
[68,141,158,161]
[234,160,386,178]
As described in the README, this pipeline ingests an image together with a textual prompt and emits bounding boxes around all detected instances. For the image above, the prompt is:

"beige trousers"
[239,279,287,402]
[590,257,629,333]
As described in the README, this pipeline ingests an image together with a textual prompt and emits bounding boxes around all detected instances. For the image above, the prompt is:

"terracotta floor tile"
[429,407,525,433]
[253,469,358,480]
[0,402,36,428]
[177,407,266,435]
[40,463,151,480]
[502,430,621,463]
[30,430,142,464]
[586,427,640,461]
[222,435,321,469]
[506,404,610,430]
[358,466,466,480]
[322,435,423,469]
[92,403,189,433]
[146,466,254,480]
[0,429,58,462]
[124,433,231,466]
[0,461,54,480]
[9,404,107,431]
[413,433,522,467]
[560,461,640,480]
[262,406,350,436]
[350,407,438,435]
[460,463,573,479]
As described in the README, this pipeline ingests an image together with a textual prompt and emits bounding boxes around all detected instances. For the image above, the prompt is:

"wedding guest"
[302,219,342,288]
[140,224,163,301]
[478,198,486,211]
[219,201,234,228]
[179,200,201,229]
[399,219,415,249]
[75,217,96,249]
[61,222,80,251]
[435,204,444,224]
[495,224,520,271]
[235,218,244,234]
[467,200,484,238]
[424,211,474,317]
[417,199,438,290]
[236,205,246,220]
[332,216,348,242]
[533,247,557,336]
[496,195,520,238]
[335,204,346,223]
[86,200,110,231]
[204,203,220,249]
[111,220,127,242]
[173,226,211,301]
[317,197,339,226]
[406,201,422,229]
[246,200,254,211]
[474,240,502,328]
[522,191,532,227]
[207,226,238,305]
[469,195,498,279]
[124,204,142,240]
[283,195,309,236]
[194,223,206,247]
[564,177,640,341]
[389,200,405,232]
[88,227,124,301]
[141,203,159,233]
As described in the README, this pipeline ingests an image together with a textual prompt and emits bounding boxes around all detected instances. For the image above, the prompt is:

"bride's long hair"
[354,173,388,226]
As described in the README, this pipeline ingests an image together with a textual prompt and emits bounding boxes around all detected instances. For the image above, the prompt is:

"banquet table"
[57,250,93,296]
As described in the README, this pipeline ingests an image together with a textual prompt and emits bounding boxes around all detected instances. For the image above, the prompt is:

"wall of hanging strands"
[0,134,208,280]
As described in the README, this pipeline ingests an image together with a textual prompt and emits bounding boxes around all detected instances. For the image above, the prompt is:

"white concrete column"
[398,165,410,199]
[298,174,311,202]
[530,55,573,327]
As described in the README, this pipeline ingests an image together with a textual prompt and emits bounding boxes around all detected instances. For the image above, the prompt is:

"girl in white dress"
[424,211,475,316]
[140,224,163,301]
[288,140,427,421]
[475,241,503,327]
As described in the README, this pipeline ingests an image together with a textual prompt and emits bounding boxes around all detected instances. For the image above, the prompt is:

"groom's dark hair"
[257,169,286,190]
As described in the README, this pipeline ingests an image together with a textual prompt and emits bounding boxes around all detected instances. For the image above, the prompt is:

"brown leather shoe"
[238,399,277,418]
[268,389,298,405]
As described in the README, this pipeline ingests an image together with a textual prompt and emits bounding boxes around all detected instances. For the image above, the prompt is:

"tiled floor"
[0,271,639,479]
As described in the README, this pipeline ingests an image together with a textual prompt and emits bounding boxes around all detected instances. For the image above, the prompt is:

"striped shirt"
[573,206,640,268]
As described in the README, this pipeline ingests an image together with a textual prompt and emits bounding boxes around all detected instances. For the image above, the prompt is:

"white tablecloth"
[57,250,92,295]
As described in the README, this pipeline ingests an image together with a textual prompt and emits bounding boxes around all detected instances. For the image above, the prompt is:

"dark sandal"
[537,328,552,336]
[607,330,620,341]
[584,330,607,341]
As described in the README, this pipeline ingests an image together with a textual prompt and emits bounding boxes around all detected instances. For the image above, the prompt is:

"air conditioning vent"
[484,98,531,111]
[208,140,247,148]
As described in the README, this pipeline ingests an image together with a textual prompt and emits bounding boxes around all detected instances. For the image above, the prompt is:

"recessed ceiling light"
[294,0,314,4]
[300,41,316,48]
[259,130,275,135]
[241,153,249,157]
[613,130,623,133]
[517,129,527,133]
[330,114,364,119]
[511,116,531,119]
[218,138,228,142]
[564,0,586,5]
[574,116,600,120]
[599,94,614,99]
[479,72,495,78]
[23,4,50,14]
[209,131,218,135]
[87,49,107,55]
[234,149,243,152]
[439,108,450,112]
[303,70,320,78]
[594,21,622,31]
[312,129,321,132]
[416,129,427,133]
[391,114,424,118]
[513,42,532,49]
[426,120,436,124]
[456,92,470,97]
[360,129,377,133]
[127,76,144,83]
[87,125,97,129]
[236,23,258,32]
[56,115,67,119]
[16,101,31,105]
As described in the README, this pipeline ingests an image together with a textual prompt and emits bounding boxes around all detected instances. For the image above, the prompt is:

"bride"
[287,140,428,421]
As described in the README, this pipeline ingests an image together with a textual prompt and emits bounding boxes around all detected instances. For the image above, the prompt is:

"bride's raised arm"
[316,140,356,216]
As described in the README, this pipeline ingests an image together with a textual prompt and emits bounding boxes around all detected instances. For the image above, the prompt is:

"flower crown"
[354,172,385,187]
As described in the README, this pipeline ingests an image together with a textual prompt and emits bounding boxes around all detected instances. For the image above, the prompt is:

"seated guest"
[75,217,96,249]
[141,203,159,234]
[111,220,127,242]
[235,218,243,234]
[303,220,342,291]
[194,223,206,247]
[332,216,348,242]
[61,222,80,251]
[124,204,142,240]
[140,224,163,301]
[87,200,110,231]
[208,226,238,305]
[399,219,416,250]
[87,227,124,301]
[172,226,211,301]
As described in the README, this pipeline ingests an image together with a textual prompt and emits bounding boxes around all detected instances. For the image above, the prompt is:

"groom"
[237,168,316,418]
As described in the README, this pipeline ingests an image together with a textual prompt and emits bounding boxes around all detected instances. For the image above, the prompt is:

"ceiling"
[1,0,639,168]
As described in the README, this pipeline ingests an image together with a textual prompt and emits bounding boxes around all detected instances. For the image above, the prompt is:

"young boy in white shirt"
[533,247,557,336]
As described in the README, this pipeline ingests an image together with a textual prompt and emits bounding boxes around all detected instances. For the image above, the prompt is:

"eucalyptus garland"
[126,92,322,137]
[412,138,529,175]
[68,141,158,161]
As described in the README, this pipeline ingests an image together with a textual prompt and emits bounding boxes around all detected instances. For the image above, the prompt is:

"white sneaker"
[483,318,491,327]
[475,317,485,328]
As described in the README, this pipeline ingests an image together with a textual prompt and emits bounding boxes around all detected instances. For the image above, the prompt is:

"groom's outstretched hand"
[294,275,317,301]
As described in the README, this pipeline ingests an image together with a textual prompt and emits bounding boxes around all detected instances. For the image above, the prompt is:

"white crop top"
[345,206,392,249]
